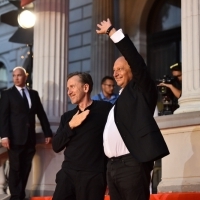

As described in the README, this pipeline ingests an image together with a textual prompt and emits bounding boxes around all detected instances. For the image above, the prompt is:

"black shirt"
[52,100,113,172]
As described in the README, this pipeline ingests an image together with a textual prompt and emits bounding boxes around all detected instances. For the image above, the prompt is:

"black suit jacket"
[0,86,52,145]
[114,35,169,162]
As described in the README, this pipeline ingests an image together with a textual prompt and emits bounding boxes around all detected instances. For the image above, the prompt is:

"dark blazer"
[114,35,169,162]
[0,86,52,145]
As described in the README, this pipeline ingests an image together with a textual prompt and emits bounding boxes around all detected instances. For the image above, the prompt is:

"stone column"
[90,0,115,95]
[33,0,68,131]
[157,0,200,194]
[27,0,69,196]
[156,113,200,193]
[174,0,200,114]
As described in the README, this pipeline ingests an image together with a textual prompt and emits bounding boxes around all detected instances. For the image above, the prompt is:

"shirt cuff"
[110,29,125,43]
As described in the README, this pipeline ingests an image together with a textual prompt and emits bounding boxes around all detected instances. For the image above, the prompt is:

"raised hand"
[69,110,90,129]
[96,18,112,34]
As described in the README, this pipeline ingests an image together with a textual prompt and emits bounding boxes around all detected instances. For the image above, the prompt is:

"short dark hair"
[170,62,182,72]
[67,72,93,94]
[101,76,115,85]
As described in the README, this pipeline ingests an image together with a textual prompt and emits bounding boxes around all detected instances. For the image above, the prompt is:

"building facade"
[0,0,200,198]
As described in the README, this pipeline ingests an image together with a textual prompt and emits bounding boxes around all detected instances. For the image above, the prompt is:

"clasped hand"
[69,110,90,129]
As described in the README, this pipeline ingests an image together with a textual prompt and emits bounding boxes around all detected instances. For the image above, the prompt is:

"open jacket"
[0,86,52,145]
[113,35,169,162]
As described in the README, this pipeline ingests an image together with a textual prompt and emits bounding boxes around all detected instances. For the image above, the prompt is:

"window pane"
[148,0,181,33]
[159,3,181,31]
[0,62,7,89]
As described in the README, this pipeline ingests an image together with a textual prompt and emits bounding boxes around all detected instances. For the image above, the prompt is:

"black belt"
[109,153,132,161]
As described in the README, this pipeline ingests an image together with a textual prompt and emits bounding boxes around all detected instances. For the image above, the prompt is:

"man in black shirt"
[52,72,112,200]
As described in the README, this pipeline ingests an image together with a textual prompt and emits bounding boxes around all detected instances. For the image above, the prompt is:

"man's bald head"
[12,67,27,87]
[13,66,27,75]
[113,56,133,88]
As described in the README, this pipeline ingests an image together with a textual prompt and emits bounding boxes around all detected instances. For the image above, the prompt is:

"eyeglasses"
[103,84,115,88]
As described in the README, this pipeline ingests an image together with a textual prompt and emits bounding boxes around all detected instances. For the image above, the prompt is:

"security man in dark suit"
[96,19,170,200]
[0,66,52,200]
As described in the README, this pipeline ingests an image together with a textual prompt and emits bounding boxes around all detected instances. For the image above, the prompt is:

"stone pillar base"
[26,142,64,198]
[158,178,200,193]
[27,186,55,198]
[174,98,200,114]
[0,194,10,200]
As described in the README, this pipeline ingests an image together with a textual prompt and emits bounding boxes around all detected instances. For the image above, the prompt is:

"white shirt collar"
[119,88,123,95]
[15,85,27,91]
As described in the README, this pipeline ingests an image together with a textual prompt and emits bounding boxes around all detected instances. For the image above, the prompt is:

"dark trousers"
[8,141,35,200]
[53,168,106,200]
[107,154,154,200]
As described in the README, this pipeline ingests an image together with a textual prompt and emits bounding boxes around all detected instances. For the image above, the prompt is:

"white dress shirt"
[103,105,130,158]
[110,29,125,43]
[15,85,32,108]
[103,29,130,158]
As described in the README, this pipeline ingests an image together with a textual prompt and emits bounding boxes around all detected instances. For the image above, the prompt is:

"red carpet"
[30,196,110,200]
[30,193,200,200]
[150,193,200,200]
[30,198,52,200]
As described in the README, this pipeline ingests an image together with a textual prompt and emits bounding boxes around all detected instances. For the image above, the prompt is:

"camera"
[156,75,174,95]
[156,75,175,115]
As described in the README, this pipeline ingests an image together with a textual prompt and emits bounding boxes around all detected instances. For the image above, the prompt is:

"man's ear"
[25,73,29,81]
[83,84,89,93]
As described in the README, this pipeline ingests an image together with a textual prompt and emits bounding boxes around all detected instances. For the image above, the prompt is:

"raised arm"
[96,18,155,93]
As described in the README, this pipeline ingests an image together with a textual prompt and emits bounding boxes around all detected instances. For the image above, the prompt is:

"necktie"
[22,89,29,109]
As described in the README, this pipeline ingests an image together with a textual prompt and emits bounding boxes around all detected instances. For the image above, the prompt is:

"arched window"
[0,62,7,92]
[148,0,181,33]
[147,0,181,81]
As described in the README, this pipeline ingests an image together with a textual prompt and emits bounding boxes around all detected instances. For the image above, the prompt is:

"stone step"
[0,194,9,200]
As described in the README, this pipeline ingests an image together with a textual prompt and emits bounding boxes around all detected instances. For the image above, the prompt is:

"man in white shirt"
[96,18,169,200]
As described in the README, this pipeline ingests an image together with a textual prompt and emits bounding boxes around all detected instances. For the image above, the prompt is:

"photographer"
[158,63,182,99]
